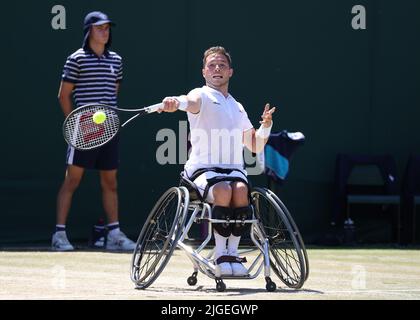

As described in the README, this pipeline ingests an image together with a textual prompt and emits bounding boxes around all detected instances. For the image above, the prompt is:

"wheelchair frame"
[130,185,309,292]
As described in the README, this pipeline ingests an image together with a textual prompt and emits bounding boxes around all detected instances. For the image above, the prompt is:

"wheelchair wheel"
[251,187,308,289]
[130,187,188,289]
[264,188,309,282]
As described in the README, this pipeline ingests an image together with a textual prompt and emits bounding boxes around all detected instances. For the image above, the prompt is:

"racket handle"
[145,103,163,113]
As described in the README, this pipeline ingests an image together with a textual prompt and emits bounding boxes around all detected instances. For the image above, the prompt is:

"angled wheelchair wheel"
[251,187,308,289]
[130,187,188,289]
[264,188,309,282]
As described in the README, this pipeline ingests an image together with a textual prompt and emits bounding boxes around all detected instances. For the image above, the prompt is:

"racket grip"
[146,103,163,113]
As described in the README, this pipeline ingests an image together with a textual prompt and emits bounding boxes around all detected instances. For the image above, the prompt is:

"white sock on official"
[107,222,120,236]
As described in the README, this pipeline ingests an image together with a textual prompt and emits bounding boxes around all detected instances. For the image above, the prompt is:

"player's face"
[90,24,110,46]
[202,54,233,89]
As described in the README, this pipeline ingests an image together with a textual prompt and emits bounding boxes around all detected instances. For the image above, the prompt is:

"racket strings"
[64,105,120,150]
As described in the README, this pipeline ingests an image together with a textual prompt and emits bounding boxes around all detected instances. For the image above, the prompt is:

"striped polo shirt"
[61,48,123,107]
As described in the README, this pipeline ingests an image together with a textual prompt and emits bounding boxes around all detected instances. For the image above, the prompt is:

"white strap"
[256,122,273,139]
[174,96,188,111]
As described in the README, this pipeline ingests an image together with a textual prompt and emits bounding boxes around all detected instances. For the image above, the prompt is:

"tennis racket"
[63,102,162,151]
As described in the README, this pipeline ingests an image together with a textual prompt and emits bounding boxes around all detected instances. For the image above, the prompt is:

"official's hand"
[159,97,179,113]
[260,103,276,127]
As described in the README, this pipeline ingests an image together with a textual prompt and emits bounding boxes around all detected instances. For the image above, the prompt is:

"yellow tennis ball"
[92,111,106,124]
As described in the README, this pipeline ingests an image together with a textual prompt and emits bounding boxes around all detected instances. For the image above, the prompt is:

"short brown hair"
[203,46,232,68]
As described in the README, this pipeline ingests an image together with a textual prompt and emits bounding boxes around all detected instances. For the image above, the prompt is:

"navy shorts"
[66,135,120,170]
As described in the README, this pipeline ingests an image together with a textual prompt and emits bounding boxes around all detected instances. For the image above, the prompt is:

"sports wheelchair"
[130,173,309,292]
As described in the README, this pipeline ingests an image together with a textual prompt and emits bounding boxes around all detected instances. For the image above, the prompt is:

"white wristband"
[174,96,188,111]
[256,122,273,139]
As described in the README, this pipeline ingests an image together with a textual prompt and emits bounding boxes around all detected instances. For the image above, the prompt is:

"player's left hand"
[260,103,276,127]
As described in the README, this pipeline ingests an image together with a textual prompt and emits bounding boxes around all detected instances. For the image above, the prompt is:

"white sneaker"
[215,262,232,277]
[106,231,136,251]
[51,232,74,251]
[231,262,248,276]
[93,236,105,248]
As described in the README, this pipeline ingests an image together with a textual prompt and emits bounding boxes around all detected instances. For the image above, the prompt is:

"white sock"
[108,227,121,236]
[213,230,228,259]
[227,234,241,256]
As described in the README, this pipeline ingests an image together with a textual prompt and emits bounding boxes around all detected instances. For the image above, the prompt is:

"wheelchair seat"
[178,171,204,202]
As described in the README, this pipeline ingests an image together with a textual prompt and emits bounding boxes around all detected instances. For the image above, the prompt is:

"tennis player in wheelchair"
[158,46,275,277]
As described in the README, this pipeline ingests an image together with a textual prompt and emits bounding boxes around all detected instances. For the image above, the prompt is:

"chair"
[332,154,401,243]
[401,154,420,244]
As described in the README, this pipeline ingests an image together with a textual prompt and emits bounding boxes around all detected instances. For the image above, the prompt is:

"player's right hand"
[159,97,179,113]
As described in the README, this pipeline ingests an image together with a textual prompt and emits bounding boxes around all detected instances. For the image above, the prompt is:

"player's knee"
[232,181,248,197]
[231,182,249,206]
[212,206,233,237]
[212,182,232,204]
[231,205,253,237]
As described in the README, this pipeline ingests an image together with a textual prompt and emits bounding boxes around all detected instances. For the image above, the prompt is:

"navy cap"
[83,11,115,29]
[82,11,115,51]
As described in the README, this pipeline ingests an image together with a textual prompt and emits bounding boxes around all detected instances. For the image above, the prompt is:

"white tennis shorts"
[187,169,248,203]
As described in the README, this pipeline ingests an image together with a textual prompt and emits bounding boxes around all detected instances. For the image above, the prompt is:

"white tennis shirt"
[185,86,254,175]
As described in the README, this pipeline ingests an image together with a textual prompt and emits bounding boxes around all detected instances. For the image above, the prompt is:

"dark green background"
[1,0,419,244]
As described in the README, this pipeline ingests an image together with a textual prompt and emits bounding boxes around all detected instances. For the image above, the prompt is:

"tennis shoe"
[215,262,233,277]
[106,231,136,251]
[93,236,105,248]
[231,262,248,276]
[51,231,74,251]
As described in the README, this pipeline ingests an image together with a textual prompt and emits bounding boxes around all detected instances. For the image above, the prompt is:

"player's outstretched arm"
[159,90,201,114]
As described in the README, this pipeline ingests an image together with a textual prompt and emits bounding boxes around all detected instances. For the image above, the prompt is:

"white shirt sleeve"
[187,87,205,116]
[237,102,254,132]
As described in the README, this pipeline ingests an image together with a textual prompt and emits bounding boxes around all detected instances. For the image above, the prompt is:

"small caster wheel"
[266,281,277,292]
[215,279,226,292]
[187,276,197,286]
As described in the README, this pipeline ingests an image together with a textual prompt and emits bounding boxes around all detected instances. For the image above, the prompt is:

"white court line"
[320,289,420,294]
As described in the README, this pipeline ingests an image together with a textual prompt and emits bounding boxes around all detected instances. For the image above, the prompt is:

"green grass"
[0,247,419,300]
